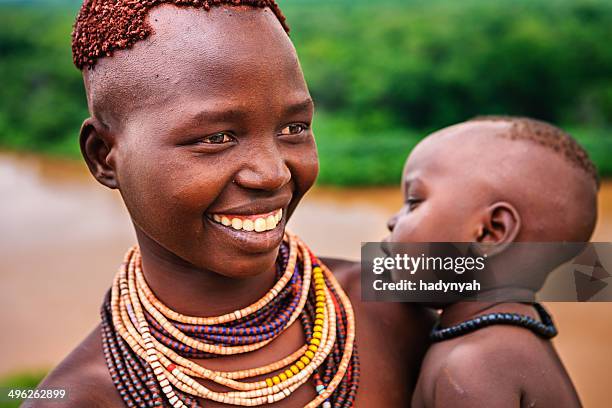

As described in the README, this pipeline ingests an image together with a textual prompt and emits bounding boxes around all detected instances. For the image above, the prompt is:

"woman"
[33,1,432,406]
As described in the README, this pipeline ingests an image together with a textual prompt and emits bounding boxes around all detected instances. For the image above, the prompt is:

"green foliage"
[285,0,612,184]
[569,127,612,179]
[1,0,611,185]
[283,0,612,129]
[0,370,47,408]
[0,5,87,157]
[313,113,422,185]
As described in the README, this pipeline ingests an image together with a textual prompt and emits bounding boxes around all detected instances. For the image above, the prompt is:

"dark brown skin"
[386,121,593,407]
[413,303,581,408]
[29,5,433,407]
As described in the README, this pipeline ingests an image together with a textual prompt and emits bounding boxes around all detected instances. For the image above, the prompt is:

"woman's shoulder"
[320,256,435,339]
[319,256,360,290]
[320,256,436,405]
[26,325,122,408]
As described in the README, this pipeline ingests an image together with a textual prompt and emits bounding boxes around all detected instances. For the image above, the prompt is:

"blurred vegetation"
[0,0,611,185]
[0,370,46,408]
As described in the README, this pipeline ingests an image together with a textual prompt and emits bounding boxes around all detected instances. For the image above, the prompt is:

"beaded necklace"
[101,231,359,407]
[430,303,558,342]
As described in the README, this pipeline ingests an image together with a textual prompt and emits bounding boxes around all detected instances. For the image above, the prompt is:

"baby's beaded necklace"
[101,231,359,407]
[430,303,558,342]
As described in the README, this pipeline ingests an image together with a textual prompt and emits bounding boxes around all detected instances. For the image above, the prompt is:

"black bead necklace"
[430,303,558,342]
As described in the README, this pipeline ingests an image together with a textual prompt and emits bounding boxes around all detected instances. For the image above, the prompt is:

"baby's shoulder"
[417,327,566,407]
[25,325,122,408]
[429,326,547,378]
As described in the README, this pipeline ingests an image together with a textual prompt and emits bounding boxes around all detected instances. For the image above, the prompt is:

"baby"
[386,116,598,407]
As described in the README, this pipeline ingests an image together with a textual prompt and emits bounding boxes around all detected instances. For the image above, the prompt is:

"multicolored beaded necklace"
[100,231,359,407]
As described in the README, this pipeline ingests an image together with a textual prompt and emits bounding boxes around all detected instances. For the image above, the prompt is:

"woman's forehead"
[84,6,307,126]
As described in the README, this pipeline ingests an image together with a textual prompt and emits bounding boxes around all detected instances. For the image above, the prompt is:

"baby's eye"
[406,198,422,211]
[201,132,234,144]
[279,123,308,136]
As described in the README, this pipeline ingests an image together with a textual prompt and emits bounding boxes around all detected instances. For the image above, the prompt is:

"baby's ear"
[79,117,119,189]
[473,202,521,256]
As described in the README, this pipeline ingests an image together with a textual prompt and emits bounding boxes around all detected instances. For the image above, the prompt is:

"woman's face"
[93,6,318,277]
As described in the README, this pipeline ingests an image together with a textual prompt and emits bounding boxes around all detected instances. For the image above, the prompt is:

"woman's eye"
[279,123,308,136]
[201,132,233,144]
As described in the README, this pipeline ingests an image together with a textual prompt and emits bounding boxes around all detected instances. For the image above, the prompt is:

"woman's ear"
[473,201,521,256]
[80,117,118,189]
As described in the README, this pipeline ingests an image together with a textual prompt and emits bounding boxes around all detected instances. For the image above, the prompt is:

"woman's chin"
[206,251,280,279]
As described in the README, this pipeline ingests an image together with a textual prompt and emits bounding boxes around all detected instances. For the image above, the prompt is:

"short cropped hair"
[470,115,600,188]
[72,0,288,70]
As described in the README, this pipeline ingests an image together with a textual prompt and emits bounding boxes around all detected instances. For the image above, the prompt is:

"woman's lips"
[204,208,285,254]
[207,208,283,232]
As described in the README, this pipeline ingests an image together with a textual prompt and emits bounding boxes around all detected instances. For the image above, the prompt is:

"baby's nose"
[387,214,398,232]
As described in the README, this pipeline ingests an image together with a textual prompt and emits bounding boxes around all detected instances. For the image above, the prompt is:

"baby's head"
[388,116,598,245]
[386,117,599,297]
[73,1,318,278]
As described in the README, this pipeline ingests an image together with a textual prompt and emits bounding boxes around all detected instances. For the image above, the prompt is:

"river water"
[1,152,611,405]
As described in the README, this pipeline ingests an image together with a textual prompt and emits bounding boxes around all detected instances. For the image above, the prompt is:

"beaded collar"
[101,232,359,407]
[430,303,558,342]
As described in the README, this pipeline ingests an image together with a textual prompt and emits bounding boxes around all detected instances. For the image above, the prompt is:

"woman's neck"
[134,227,278,317]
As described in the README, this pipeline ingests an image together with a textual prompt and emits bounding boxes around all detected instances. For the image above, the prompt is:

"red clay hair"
[72,0,289,70]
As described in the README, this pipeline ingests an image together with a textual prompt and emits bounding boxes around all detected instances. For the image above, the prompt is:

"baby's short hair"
[470,115,599,188]
[72,0,288,70]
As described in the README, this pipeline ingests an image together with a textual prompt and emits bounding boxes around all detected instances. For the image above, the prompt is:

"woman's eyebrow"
[186,108,249,124]
[281,98,315,117]
[181,98,314,125]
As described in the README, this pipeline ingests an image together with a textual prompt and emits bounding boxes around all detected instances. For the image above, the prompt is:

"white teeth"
[254,218,266,232]
[231,218,243,230]
[210,208,284,233]
[243,219,254,231]
[265,215,276,230]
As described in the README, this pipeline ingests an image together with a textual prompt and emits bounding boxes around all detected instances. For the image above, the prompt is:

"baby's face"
[93,6,318,277]
[386,122,514,243]
[386,120,598,245]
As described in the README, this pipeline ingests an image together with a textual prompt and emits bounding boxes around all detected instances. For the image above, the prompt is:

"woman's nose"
[233,147,291,191]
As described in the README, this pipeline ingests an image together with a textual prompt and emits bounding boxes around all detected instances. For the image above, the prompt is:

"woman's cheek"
[285,144,319,217]
[168,178,220,213]
[292,141,319,190]
[165,154,233,212]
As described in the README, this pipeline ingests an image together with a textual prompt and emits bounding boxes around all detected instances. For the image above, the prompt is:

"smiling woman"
[79,3,319,278]
[28,1,433,407]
